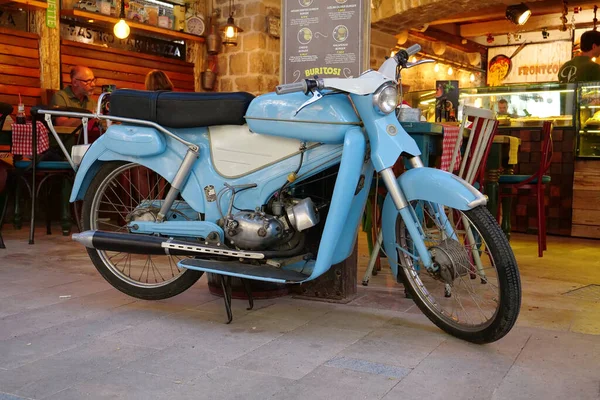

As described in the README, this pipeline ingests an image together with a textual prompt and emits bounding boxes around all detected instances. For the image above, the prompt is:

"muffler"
[72,230,265,259]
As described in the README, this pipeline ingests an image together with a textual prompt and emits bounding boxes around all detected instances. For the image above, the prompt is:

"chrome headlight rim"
[373,82,398,115]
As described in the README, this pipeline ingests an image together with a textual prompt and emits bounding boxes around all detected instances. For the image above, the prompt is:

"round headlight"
[373,83,398,115]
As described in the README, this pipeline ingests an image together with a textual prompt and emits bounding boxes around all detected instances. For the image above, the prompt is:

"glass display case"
[403,82,577,128]
[576,82,600,158]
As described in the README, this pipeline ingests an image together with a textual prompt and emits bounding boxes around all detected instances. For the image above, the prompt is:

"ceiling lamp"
[506,3,531,26]
[221,0,243,46]
[470,73,475,82]
[447,66,453,76]
[113,0,130,39]
[434,63,439,72]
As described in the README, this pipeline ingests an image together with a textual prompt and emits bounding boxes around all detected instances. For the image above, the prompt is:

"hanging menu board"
[282,0,369,83]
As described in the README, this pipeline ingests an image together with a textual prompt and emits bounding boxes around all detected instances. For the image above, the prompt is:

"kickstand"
[219,275,233,324]
[241,279,254,310]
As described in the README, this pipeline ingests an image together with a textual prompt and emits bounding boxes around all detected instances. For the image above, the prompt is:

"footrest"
[178,258,309,283]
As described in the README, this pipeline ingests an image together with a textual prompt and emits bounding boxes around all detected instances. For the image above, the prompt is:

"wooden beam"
[409,27,487,55]
[371,29,398,49]
[462,12,580,37]
[432,0,600,26]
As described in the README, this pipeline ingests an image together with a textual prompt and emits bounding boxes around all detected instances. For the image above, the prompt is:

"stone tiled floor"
[0,227,599,400]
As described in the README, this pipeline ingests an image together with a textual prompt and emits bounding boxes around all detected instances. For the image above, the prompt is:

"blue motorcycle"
[68,45,521,343]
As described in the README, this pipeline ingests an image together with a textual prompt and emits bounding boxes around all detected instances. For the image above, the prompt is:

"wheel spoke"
[397,202,506,331]
[89,163,194,290]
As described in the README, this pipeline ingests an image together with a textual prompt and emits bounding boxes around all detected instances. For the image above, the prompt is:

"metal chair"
[0,102,13,249]
[497,121,553,257]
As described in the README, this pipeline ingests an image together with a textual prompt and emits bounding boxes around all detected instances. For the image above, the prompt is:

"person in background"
[558,30,600,83]
[497,99,513,116]
[51,66,97,127]
[145,70,174,91]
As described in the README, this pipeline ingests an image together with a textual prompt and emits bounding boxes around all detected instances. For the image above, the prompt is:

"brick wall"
[500,127,576,236]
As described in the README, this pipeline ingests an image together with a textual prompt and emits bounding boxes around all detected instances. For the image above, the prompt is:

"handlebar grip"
[405,44,421,57]
[276,81,308,95]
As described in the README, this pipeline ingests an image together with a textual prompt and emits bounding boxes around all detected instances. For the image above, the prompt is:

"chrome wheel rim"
[397,201,501,331]
[90,163,192,289]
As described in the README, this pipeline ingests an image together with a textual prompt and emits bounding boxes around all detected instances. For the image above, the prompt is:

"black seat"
[109,89,255,129]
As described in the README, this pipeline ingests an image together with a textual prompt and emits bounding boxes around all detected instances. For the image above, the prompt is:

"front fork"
[379,158,433,271]
[379,156,456,273]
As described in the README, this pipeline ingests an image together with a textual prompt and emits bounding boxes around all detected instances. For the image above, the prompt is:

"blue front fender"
[381,167,487,279]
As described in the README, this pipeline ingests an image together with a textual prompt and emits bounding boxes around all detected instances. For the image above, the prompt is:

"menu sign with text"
[282,0,367,83]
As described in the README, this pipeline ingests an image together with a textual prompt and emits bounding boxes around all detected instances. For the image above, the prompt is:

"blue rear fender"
[69,133,207,213]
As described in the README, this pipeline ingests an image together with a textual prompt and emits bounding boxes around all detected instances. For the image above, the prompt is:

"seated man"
[50,66,97,127]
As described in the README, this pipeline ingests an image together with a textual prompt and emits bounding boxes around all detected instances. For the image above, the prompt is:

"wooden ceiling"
[430,0,600,37]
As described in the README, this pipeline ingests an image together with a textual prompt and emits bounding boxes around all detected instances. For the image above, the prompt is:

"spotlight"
[447,67,453,76]
[434,63,440,72]
[506,3,531,26]
[470,73,475,82]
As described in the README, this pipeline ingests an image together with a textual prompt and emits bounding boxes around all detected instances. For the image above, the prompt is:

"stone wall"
[214,0,280,95]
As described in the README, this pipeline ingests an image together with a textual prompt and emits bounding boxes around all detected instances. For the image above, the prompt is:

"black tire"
[396,205,521,344]
[82,161,203,300]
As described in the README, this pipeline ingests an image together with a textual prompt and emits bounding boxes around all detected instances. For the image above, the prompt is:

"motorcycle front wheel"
[82,161,203,300]
[395,203,521,344]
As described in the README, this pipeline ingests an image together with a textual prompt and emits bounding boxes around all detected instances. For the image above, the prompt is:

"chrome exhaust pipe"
[72,230,265,259]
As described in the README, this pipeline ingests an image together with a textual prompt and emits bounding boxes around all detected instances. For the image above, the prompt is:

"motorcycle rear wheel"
[395,203,521,344]
[82,161,203,300]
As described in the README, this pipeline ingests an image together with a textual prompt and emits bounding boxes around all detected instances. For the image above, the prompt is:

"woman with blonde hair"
[145,70,174,91]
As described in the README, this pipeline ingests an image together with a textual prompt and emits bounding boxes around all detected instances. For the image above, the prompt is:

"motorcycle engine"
[224,197,320,251]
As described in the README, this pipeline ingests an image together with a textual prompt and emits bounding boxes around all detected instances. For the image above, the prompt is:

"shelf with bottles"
[61,8,205,42]
[61,0,205,41]
[1,0,49,10]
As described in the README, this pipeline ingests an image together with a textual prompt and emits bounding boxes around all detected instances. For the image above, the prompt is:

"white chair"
[448,105,498,185]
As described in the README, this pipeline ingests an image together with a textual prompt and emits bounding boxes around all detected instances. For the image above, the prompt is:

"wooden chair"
[497,121,553,257]
[448,106,499,188]
[446,106,499,282]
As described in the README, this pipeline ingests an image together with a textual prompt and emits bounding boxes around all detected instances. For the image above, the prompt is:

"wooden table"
[400,122,443,167]
[0,119,80,236]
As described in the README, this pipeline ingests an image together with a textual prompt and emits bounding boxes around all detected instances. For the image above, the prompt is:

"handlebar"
[405,44,421,57]
[276,81,308,95]
[275,79,322,95]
